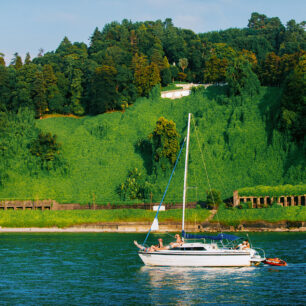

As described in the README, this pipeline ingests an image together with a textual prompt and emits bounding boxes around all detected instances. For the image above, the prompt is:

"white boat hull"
[138,251,252,267]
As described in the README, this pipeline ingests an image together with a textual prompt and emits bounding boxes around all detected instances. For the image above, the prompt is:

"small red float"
[263,258,287,266]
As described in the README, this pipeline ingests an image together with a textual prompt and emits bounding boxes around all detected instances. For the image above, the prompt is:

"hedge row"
[238,184,306,197]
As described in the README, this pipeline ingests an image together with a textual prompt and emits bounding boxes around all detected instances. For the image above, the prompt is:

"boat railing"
[252,247,266,259]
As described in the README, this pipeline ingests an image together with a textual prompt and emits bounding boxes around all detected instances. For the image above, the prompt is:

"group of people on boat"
[134,235,251,252]
[235,240,250,250]
[134,234,183,252]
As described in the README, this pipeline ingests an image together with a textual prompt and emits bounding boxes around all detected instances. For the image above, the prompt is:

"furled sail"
[151,217,159,231]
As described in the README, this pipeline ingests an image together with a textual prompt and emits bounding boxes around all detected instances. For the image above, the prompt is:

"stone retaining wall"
[0,200,56,210]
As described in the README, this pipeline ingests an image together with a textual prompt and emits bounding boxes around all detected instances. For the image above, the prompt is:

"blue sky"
[1,0,305,63]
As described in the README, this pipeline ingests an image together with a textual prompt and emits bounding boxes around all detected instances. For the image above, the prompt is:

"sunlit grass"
[161,83,183,91]
[213,205,306,225]
[40,113,83,119]
[0,209,211,228]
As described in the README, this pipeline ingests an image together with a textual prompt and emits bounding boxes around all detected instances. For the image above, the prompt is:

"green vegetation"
[0,206,304,228]
[0,12,305,208]
[149,116,180,168]
[206,189,223,209]
[161,84,183,91]
[118,168,152,201]
[213,205,306,225]
[238,184,306,197]
[0,86,305,204]
[1,12,305,126]
[0,209,211,228]
[30,132,62,170]
[279,55,306,141]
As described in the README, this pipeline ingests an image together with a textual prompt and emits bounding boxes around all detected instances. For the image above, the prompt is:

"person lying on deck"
[156,238,170,250]
[134,238,169,252]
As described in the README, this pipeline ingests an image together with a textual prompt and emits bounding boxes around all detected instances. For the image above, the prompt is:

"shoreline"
[0,222,305,233]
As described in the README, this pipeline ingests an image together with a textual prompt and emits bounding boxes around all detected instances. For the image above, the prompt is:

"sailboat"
[136,113,266,267]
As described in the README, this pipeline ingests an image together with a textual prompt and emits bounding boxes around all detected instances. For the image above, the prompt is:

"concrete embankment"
[0,221,305,232]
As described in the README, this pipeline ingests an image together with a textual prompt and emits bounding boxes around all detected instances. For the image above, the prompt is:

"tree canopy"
[0,12,304,146]
[0,12,304,117]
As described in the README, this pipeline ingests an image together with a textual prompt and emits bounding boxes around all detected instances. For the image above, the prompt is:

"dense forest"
[0,12,305,203]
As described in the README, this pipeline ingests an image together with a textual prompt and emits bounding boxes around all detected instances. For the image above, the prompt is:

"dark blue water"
[0,232,305,305]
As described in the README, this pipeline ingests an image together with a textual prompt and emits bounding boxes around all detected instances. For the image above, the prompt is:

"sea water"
[0,232,305,305]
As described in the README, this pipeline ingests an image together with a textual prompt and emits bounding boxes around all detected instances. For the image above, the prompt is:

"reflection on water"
[0,232,304,305]
[139,266,262,304]
[140,266,257,288]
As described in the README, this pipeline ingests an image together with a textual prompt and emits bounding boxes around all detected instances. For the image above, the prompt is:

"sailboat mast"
[182,113,191,232]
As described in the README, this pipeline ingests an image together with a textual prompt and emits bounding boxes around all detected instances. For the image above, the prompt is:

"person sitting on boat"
[170,234,183,248]
[235,240,250,250]
[242,240,250,250]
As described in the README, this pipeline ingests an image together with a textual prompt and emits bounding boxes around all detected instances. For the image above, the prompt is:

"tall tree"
[226,58,260,97]
[70,68,84,115]
[149,117,180,171]
[43,64,64,113]
[260,52,282,86]
[280,56,306,141]
[203,55,228,83]
[32,71,47,117]
[25,52,31,65]
[132,53,160,96]
[178,58,188,72]
[11,53,23,70]
[0,53,5,66]
[89,65,119,114]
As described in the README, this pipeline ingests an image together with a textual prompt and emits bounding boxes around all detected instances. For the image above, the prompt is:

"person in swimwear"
[134,238,169,252]
[170,234,183,248]
[242,240,250,249]
[235,240,250,250]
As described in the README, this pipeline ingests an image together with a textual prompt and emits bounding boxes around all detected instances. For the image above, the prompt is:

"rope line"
[191,116,223,234]
[142,138,186,246]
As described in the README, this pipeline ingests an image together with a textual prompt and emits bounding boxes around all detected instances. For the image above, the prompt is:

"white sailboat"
[137,113,265,267]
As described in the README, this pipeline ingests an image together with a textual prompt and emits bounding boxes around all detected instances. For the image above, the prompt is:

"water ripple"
[0,232,304,305]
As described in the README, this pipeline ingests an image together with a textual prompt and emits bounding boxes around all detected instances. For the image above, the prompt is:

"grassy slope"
[0,86,304,205]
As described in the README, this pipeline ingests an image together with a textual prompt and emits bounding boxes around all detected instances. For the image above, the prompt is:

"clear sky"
[1,0,305,63]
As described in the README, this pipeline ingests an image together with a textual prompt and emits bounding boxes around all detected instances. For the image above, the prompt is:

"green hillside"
[0,86,305,204]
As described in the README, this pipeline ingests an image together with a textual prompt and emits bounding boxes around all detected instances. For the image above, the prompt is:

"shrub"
[271,202,282,208]
[191,86,205,95]
[238,184,306,197]
[148,116,180,170]
[118,168,153,201]
[206,189,222,209]
[225,202,234,209]
[238,202,252,209]
[30,132,62,170]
